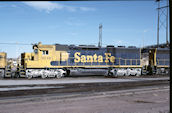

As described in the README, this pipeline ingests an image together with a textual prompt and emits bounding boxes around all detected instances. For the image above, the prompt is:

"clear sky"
[0,1,169,58]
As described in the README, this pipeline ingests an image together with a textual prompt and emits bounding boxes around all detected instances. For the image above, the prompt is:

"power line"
[0,42,32,45]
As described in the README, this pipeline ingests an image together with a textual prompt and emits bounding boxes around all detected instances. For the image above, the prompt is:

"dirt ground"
[0,86,169,113]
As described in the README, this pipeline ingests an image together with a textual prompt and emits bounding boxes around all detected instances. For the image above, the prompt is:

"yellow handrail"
[136,59,137,65]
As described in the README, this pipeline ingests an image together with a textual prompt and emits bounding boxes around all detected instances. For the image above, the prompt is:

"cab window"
[31,56,34,60]
[42,50,49,55]
[34,49,38,54]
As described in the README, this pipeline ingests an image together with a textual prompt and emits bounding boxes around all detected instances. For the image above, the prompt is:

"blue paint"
[50,47,141,67]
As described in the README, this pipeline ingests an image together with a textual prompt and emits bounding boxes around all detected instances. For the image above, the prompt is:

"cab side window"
[31,56,34,60]
[42,50,49,55]
[34,49,38,54]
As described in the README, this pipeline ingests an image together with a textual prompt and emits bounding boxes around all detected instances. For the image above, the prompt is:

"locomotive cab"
[21,42,54,68]
[20,42,67,78]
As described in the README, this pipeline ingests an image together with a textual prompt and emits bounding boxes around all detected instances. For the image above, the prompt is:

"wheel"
[0,70,4,78]
[16,74,20,78]
[66,70,70,76]
[63,68,70,77]
[41,74,47,79]
[56,72,62,78]
[136,74,140,77]
[11,72,16,78]
[27,75,33,79]
[104,71,109,77]
[56,70,64,78]
[125,72,130,76]
[113,70,117,77]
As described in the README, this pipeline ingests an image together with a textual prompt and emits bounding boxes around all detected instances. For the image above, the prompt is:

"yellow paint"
[154,48,157,66]
[0,52,7,68]
[74,52,115,63]
[157,65,169,68]
[74,52,80,63]
[30,65,142,68]
[104,53,112,63]
[22,42,69,68]
[93,54,97,62]
[98,56,103,62]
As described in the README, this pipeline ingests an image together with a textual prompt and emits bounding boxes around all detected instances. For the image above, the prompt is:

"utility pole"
[166,0,168,45]
[98,24,102,48]
[156,0,160,47]
[156,0,169,47]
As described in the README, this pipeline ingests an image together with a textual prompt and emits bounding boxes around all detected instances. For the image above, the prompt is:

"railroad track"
[0,81,169,105]
[0,78,169,113]
[0,78,169,99]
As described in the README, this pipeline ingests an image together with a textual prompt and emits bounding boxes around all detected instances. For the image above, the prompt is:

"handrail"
[59,57,141,66]
[157,59,169,65]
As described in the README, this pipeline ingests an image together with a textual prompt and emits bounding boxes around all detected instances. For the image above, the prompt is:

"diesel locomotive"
[0,42,170,78]
[147,48,170,75]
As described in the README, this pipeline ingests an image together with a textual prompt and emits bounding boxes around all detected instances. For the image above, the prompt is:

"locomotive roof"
[156,48,169,54]
[156,47,169,51]
[55,43,140,50]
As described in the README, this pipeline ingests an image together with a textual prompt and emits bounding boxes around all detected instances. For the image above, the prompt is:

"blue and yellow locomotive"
[147,48,169,75]
[20,42,142,78]
[0,42,169,78]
